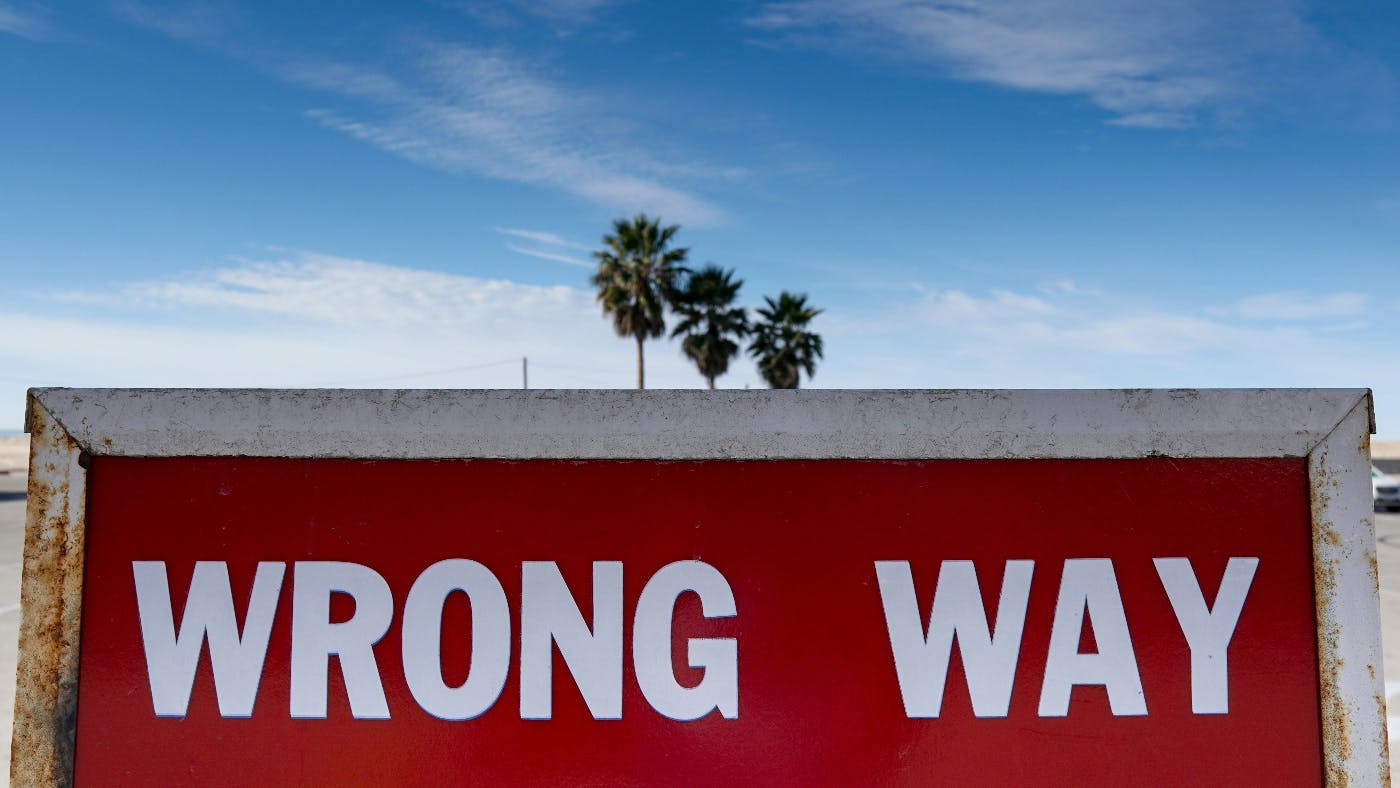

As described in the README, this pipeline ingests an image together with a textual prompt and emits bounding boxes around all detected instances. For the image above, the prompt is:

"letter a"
[1038,559,1146,716]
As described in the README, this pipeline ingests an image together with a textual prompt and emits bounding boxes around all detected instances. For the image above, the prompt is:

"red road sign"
[75,456,1322,784]
[14,389,1385,785]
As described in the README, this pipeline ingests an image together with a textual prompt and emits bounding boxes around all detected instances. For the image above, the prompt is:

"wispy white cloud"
[115,1,232,44]
[747,0,1310,128]
[1228,291,1369,320]
[821,300,1392,431]
[950,285,1368,357]
[514,0,625,20]
[118,5,728,224]
[85,252,586,328]
[286,45,727,224]
[830,281,1380,392]
[913,286,1054,326]
[459,0,630,26]
[1048,313,1232,356]
[858,285,1249,362]
[495,227,595,266]
[0,1,52,40]
[495,227,591,250]
[503,243,592,268]
[14,251,718,399]
[1038,279,1105,297]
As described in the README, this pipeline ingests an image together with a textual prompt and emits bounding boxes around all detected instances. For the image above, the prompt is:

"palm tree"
[749,291,824,389]
[670,265,749,389]
[591,214,688,389]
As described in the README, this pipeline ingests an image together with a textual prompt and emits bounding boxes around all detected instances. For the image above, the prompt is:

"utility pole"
[522,357,528,390]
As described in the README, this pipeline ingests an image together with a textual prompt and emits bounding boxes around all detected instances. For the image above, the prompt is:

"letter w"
[133,561,285,718]
[876,560,1034,718]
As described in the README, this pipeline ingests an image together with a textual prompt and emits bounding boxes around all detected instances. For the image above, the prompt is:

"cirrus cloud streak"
[748,0,1312,128]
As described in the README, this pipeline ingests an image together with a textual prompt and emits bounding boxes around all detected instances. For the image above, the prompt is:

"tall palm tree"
[670,264,749,389]
[591,214,688,389]
[749,291,824,389]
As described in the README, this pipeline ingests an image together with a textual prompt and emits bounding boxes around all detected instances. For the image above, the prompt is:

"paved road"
[0,482,1395,777]
[1373,508,1400,780]
[0,474,24,770]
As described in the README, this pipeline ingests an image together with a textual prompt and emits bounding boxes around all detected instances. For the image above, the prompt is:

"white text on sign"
[132,557,1257,721]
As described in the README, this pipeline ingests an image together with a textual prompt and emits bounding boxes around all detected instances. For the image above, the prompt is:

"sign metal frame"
[12,387,1388,785]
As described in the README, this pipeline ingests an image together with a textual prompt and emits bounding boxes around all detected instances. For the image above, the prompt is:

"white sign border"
[12,388,1388,786]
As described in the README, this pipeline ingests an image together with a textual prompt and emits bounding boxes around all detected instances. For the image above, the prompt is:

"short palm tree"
[749,292,823,389]
[670,265,749,389]
[591,214,688,389]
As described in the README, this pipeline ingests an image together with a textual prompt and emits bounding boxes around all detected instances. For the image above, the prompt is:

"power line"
[330,358,521,386]
[530,361,625,376]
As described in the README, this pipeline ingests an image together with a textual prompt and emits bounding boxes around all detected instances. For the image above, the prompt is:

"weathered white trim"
[28,387,1370,460]
[1310,397,1389,785]
[13,386,1387,785]
[11,398,86,787]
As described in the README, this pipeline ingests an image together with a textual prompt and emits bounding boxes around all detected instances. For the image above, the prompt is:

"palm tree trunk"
[706,374,715,390]
[635,333,645,390]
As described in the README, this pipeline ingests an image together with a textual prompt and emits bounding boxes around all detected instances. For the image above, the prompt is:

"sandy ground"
[0,473,24,769]
[0,436,30,772]
[1373,509,1400,780]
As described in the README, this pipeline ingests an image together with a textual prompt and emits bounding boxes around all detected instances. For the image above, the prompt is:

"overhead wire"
[329,358,521,386]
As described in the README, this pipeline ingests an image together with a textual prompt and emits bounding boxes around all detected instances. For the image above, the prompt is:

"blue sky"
[1,1,1398,433]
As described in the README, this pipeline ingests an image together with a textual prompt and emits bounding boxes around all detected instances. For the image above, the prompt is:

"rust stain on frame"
[1311,467,1350,778]
[1309,393,1390,787]
[11,398,86,787]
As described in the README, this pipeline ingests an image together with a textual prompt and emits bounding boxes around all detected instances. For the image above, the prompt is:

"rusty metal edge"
[10,396,85,787]
[1309,391,1389,786]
